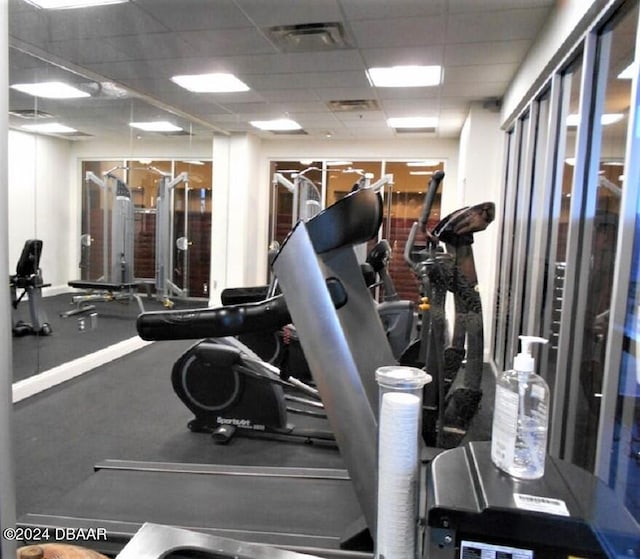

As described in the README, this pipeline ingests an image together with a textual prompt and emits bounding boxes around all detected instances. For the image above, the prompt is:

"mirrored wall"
[269,159,445,302]
[8,44,214,382]
[494,0,639,523]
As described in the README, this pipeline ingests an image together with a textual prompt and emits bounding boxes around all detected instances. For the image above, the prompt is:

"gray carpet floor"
[12,292,206,382]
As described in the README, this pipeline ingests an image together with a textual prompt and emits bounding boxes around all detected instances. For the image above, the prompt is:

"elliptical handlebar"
[404,170,445,268]
[137,295,291,341]
[418,170,445,233]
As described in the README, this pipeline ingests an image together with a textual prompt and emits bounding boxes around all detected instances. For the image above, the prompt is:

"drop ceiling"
[7,0,556,142]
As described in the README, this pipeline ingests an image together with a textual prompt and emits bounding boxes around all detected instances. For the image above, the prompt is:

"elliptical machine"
[363,239,416,359]
[136,178,412,446]
[402,170,494,448]
[137,292,337,445]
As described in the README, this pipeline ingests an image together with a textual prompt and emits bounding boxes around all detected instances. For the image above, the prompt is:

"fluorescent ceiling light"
[617,62,636,80]
[326,161,353,166]
[366,65,442,88]
[11,81,90,99]
[566,113,624,126]
[184,160,205,166]
[410,171,433,176]
[250,118,301,131]
[387,116,438,129]
[25,0,128,8]
[171,73,249,93]
[21,122,77,133]
[406,160,442,167]
[129,121,183,132]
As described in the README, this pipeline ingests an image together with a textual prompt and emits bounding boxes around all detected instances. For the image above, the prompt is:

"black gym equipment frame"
[10,239,52,337]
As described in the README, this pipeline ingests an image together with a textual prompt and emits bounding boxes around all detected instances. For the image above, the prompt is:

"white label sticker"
[513,493,570,516]
[491,385,519,467]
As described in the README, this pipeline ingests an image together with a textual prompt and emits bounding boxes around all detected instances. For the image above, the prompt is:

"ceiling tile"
[350,15,446,48]
[444,40,531,66]
[179,28,277,57]
[444,63,519,83]
[446,7,552,43]
[233,0,343,27]
[133,0,249,31]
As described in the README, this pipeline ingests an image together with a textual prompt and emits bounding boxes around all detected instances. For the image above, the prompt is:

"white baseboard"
[12,337,153,403]
[44,285,75,297]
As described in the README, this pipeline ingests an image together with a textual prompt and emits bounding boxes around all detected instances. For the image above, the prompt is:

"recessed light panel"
[387,117,438,129]
[406,160,442,167]
[250,119,301,131]
[129,121,183,132]
[11,81,90,99]
[21,123,77,133]
[366,65,442,88]
[171,73,249,93]
[25,0,128,8]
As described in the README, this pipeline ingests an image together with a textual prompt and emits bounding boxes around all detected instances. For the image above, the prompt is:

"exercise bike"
[10,239,53,337]
[402,170,494,448]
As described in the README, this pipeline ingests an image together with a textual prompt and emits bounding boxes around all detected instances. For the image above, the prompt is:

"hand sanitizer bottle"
[491,336,549,479]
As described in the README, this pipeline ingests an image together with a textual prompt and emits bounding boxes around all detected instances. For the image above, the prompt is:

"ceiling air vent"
[270,129,308,136]
[266,22,351,52]
[327,99,380,112]
[66,131,93,138]
[394,127,436,134]
[9,109,55,119]
[158,130,193,137]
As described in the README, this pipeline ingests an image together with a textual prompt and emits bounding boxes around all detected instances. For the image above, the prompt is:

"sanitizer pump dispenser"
[491,335,549,479]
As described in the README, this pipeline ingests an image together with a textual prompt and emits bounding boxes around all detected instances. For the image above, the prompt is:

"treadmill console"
[425,442,639,559]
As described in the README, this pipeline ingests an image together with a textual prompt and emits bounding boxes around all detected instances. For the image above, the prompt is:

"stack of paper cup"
[376,391,421,559]
[375,366,430,559]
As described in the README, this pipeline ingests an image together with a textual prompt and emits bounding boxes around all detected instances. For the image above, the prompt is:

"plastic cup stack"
[375,366,430,559]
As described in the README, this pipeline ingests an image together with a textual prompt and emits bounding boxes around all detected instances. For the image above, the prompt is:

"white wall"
[8,130,73,291]
[210,133,263,305]
[457,104,505,356]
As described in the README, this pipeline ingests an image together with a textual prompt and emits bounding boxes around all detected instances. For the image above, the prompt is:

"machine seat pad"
[68,280,139,291]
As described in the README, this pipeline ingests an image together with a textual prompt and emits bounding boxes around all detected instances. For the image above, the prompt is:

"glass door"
[383,160,444,302]
[80,161,126,283]
[176,160,213,298]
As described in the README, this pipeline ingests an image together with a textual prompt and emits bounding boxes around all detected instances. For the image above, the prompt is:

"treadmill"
[18,186,640,559]
[18,187,398,557]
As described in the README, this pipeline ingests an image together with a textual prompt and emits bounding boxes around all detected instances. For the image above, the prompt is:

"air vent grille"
[9,109,54,119]
[327,99,380,112]
[270,129,308,136]
[266,22,351,52]
[158,130,193,137]
[394,127,436,134]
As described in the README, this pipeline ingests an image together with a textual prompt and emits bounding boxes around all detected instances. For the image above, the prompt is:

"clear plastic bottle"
[491,336,549,480]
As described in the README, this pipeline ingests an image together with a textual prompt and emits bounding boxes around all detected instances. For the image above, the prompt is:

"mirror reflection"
[9,46,214,381]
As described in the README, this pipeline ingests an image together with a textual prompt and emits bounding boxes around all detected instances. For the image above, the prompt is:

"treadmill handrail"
[298,187,383,255]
